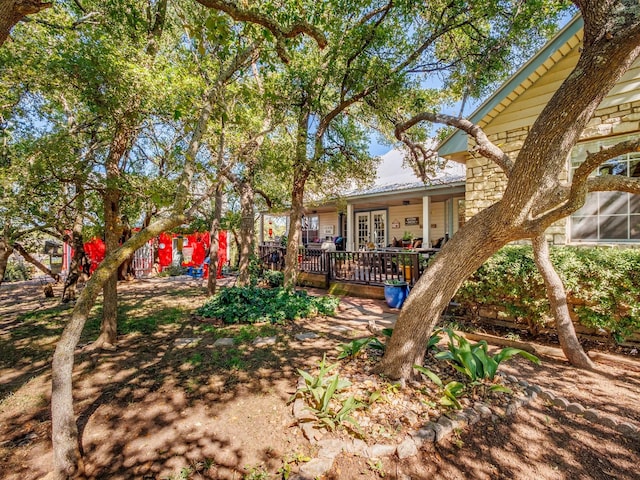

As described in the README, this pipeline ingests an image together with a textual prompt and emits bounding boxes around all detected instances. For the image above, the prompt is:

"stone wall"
[465,101,640,245]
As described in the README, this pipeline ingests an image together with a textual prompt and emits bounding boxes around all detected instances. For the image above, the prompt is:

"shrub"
[263,269,284,287]
[197,286,339,324]
[456,246,640,342]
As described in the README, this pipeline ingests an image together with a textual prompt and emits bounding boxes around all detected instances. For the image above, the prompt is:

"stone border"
[290,372,640,479]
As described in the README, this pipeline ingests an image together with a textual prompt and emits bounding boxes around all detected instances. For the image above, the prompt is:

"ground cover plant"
[196,286,339,324]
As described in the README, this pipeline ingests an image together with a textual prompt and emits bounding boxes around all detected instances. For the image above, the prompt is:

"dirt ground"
[1,277,639,479]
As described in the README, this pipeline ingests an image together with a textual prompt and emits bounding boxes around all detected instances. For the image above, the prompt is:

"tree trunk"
[284,175,306,288]
[0,0,51,46]
[12,242,59,281]
[380,204,515,380]
[237,182,255,286]
[207,181,224,295]
[50,214,187,479]
[96,139,124,350]
[532,234,595,369]
[61,202,90,303]
[283,109,310,288]
[0,238,13,286]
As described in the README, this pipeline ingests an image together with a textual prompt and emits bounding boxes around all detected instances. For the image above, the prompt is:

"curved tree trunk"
[50,214,187,479]
[532,234,595,369]
[379,204,514,380]
[0,237,13,286]
[61,200,90,303]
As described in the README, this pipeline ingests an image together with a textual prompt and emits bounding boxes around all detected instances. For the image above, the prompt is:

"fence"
[257,245,430,286]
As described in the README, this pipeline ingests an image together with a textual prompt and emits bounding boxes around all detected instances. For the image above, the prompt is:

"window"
[570,136,640,242]
[302,215,319,244]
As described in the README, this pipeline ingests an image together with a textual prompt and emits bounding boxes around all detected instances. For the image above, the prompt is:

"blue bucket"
[384,282,409,309]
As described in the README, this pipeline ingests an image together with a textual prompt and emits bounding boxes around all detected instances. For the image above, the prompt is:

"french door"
[355,210,386,250]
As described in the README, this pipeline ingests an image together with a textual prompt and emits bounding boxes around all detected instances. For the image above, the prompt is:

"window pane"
[630,159,640,177]
[600,215,628,240]
[599,192,628,215]
[631,215,640,239]
[629,194,640,214]
[574,192,599,216]
[571,216,598,240]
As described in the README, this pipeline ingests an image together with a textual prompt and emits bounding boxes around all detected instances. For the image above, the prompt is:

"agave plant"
[435,328,540,381]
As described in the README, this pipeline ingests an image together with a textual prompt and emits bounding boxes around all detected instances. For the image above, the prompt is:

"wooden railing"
[257,245,433,286]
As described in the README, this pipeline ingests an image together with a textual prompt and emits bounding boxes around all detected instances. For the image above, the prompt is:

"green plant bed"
[197,286,339,324]
[456,245,640,342]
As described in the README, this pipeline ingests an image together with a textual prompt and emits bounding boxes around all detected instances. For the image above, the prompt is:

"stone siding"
[465,102,640,245]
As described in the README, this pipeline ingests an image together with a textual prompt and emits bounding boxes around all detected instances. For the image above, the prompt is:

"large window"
[570,136,640,242]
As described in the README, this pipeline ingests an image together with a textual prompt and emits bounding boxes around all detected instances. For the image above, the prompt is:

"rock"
[539,390,556,402]
[431,418,454,442]
[176,337,202,347]
[396,438,419,459]
[253,336,277,346]
[293,399,313,420]
[617,422,639,436]
[506,375,519,384]
[552,397,569,409]
[529,384,542,394]
[366,443,397,458]
[213,337,234,347]
[344,438,367,456]
[300,422,322,443]
[583,409,601,422]
[464,409,481,425]
[599,416,618,429]
[478,405,492,418]
[525,388,538,401]
[299,458,334,478]
[295,332,319,341]
[518,380,529,388]
[566,403,585,414]
[409,427,436,445]
[317,439,345,459]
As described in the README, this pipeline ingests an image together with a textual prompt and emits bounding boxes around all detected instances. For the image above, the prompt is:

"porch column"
[259,214,265,244]
[346,203,354,251]
[422,195,431,247]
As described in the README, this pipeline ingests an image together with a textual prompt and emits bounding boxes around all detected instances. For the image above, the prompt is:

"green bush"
[3,261,33,282]
[456,246,640,342]
[263,269,284,287]
[197,286,339,324]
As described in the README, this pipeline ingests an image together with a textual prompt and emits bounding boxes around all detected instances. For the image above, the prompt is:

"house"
[439,16,640,245]
[260,149,466,252]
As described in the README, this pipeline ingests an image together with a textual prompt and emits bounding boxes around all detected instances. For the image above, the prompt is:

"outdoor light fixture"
[403,200,410,205]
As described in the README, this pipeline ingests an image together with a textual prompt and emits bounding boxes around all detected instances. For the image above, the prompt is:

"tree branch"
[396,112,514,175]
[193,0,327,62]
[587,175,640,194]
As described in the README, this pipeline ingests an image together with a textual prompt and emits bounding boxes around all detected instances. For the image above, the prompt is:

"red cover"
[83,237,106,273]
[157,232,173,268]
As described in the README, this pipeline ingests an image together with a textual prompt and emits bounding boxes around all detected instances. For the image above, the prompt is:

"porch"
[258,244,439,298]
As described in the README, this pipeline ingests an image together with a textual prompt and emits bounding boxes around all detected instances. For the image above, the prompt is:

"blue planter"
[384,281,409,309]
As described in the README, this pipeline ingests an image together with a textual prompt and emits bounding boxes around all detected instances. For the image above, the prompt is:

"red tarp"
[158,232,173,268]
[83,237,106,273]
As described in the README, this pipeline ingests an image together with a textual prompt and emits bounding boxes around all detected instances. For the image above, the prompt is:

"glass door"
[356,212,370,250]
[355,210,387,250]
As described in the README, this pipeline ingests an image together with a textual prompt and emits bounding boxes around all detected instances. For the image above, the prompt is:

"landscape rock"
[552,397,569,409]
[409,427,436,445]
[539,390,556,402]
[617,422,639,436]
[366,443,397,458]
[317,439,345,459]
[566,403,585,414]
[213,337,234,347]
[299,457,334,478]
[599,416,618,429]
[396,437,419,459]
[583,409,601,422]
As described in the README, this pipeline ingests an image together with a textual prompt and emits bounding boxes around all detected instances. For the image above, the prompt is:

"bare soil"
[1,277,639,479]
